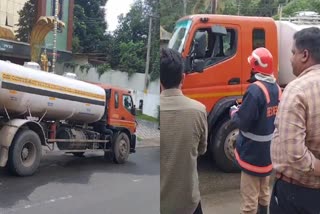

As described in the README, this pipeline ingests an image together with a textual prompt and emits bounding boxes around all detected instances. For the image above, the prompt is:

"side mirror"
[192,59,205,73]
[211,25,227,36]
[131,106,136,116]
[192,32,206,58]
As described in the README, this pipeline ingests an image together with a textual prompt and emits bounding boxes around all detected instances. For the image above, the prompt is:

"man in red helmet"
[230,47,282,214]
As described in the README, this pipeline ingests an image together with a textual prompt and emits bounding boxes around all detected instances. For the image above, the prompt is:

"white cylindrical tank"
[276,21,320,86]
[0,60,106,123]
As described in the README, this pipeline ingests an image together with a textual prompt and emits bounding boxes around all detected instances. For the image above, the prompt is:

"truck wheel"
[72,152,85,157]
[112,132,130,164]
[8,130,42,176]
[212,119,240,172]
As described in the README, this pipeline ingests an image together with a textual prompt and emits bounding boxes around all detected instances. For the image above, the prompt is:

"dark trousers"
[193,202,203,214]
[270,179,320,214]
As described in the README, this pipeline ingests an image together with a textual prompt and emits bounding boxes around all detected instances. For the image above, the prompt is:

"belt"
[276,172,319,189]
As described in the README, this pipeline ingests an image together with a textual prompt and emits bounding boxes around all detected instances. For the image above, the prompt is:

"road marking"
[59,195,72,200]
[133,179,142,182]
[3,195,73,213]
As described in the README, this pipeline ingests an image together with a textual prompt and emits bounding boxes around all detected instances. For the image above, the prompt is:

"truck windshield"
[168,19,192,53]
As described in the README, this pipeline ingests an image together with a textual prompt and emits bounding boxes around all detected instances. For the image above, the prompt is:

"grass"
[136,113,158,123]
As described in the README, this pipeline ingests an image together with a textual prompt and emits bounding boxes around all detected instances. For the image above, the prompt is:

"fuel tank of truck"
[0,60,106,123]
[276,21,320,86]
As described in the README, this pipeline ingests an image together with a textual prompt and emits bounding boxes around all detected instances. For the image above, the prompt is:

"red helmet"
[248,47,273,75]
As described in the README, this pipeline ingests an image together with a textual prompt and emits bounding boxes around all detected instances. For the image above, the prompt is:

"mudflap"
[130,134,136,153]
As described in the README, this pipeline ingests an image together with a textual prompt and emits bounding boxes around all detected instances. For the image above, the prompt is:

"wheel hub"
[119,139,128,157]
[224,129,239,161]
[20,142,36,167]
[21,148,29,160]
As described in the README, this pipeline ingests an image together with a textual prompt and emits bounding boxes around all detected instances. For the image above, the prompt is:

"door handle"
[228,77,240,85]
[121,117,125,120]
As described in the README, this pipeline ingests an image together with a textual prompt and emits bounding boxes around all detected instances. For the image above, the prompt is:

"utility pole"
[237,0,240,15]
[183,0,187,16]
[52,0,59,74]
[211,0,217,14]
[211,0,218,14]
[144,16,152,94]
[279,4,283,20]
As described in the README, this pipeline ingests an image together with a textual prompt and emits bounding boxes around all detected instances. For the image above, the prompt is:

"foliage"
[79,63,93,73]
[114,0,148,43]
[281,0,320,17]
[136,113,158,122]
[109,0,159,80]
[96,63,111,78]
[73,0,109,53]
[119,41,145,78]
[160,0,314,33]
[72,36,81,53]
[15,0,38,42]
[64,62,78,72]
[160,0,213,32]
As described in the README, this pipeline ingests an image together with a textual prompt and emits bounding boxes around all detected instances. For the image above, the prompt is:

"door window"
[253,29,265,50]
[191,27,237,68]
[123,94,134,114]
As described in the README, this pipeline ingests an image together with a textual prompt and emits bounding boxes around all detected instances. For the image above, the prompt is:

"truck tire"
[112,132,130,164]
[8,130,42,176]
[212,118,240,172]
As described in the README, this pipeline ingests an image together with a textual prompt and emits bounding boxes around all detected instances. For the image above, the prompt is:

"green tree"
[109,0,159,80]
[119,41,145,77]
[73,0,109,53]
[15,0,38,42]
[160,0,298,31]
[160,0,217,32]
[160,0,186,32]
[281,0,320,17]
[114,0,149,43]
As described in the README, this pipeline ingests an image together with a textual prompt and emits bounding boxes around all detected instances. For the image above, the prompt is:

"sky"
[105,0,135,32]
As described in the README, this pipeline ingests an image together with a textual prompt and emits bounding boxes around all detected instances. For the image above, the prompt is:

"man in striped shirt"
[270,27,320,213]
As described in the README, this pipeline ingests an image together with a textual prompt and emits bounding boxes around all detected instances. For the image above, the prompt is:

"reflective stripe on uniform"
[254,81,270,103]
[241,131,273,142]
[234,149,273,173]
[254,81,282,102]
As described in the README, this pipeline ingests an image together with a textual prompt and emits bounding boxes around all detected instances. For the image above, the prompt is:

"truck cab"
[92,83,137,154]
[168,15,278,172]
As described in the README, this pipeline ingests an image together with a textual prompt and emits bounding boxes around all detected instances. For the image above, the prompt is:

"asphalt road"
[0,147,160,214]
[198,155,274,213]
[198,155,241,213]
[198,155,240,195]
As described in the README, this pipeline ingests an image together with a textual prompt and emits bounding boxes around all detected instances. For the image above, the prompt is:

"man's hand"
[230,105,239,117]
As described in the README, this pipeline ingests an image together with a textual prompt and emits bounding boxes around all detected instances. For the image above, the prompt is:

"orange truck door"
[120,93,136,134]
[183,23,243,112]
[109,91,136,134]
